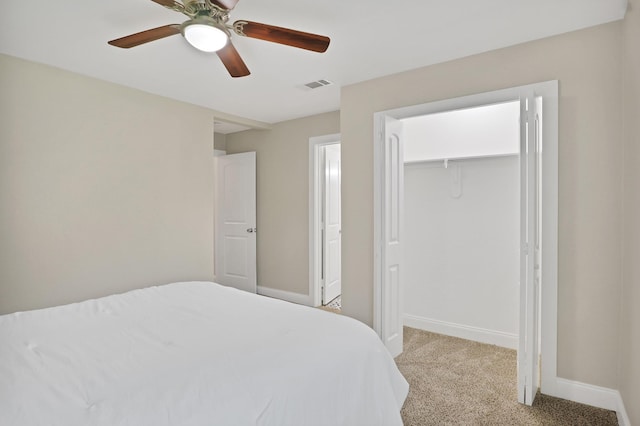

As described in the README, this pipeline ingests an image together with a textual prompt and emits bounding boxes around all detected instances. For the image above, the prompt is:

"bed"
[0,281,408,425]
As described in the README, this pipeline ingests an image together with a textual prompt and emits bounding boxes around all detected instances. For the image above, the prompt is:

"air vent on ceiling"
[304,79,333,89]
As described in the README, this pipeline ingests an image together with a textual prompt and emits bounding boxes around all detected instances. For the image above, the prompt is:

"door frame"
[372,81,558,399]
[309,133,341,307]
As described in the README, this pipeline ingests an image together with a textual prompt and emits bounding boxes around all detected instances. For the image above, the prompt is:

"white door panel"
[215,152,257,293]
[518,93,540,405]
[323,144,342,304]
[223,237,248,277]
[383,116,404,358]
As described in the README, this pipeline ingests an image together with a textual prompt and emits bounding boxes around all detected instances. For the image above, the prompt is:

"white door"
[322,144,341,304]
[382,116,404,358]
[215,152,257,293]
[517,93,540,405]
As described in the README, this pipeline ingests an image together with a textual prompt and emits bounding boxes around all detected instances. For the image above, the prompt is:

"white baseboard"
[544,378,629,424]
[403,313,518,349]
[257,286,313,306]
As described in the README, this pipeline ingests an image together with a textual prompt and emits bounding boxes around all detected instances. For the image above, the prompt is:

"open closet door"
[381,116,404,358]
[215,152,257,294]
[518,93,540,405]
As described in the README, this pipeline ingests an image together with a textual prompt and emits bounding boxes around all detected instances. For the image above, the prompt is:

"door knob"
[246,228,253,233]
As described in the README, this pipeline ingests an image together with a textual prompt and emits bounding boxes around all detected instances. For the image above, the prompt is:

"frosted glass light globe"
[184,23,228,52]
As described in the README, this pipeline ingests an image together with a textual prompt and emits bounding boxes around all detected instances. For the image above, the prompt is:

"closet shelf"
[404,151,518,166]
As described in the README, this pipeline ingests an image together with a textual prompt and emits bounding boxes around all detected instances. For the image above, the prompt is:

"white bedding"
[0,282,408,425]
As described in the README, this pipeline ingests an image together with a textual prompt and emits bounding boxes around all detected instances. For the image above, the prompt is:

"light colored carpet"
[396,327,618,425]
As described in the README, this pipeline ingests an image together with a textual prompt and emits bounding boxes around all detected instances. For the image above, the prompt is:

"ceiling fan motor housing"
[183,0,229,21]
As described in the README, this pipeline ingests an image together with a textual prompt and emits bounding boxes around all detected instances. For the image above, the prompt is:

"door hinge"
[519,111,528,123]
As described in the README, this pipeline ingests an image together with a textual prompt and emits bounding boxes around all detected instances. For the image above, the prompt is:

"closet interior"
[402,101,521,349]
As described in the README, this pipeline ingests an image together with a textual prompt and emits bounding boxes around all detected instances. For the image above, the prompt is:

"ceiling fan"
[108,0,330,78]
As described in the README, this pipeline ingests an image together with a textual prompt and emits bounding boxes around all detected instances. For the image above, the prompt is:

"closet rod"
[404,152,518,166]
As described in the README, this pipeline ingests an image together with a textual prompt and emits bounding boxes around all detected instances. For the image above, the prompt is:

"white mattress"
[0,282,408,425]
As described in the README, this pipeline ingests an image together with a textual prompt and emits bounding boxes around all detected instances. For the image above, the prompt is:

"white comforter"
[0,282,408,425]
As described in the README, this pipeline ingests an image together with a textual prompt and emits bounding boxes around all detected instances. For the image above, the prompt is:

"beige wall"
[214,132,227,151]
[340,22,624,389]
[0,54,215,314]
[225,111,340,295]
[621,0,640,423]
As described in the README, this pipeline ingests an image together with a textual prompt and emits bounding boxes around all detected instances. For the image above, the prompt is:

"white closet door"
[382,116,404,358]
[518,93,540,405]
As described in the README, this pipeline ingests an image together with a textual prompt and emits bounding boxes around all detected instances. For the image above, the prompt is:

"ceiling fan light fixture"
[108,1,331,78]
[183,20,228,52]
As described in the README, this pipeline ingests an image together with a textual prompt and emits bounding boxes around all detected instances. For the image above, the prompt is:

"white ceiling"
[0,0,627,129]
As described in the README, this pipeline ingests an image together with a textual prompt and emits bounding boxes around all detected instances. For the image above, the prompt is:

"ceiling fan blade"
[233,20,330,53]
[108,25,180,48]
[210,0,239,10]
[217,42,250,78]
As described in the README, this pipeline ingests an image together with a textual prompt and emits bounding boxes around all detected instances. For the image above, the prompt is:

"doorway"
[373,81,558,406]
[402,100,521,350]
[309,134,342,308]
